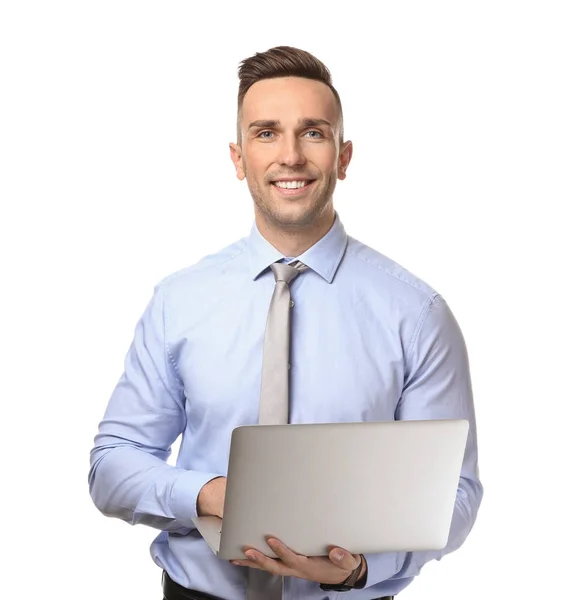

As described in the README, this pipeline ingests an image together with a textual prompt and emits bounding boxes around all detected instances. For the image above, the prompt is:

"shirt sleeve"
[88,282,223,532]
[361,293,484,589]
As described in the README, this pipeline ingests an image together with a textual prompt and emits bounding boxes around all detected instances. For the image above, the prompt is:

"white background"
[1,1,583,598]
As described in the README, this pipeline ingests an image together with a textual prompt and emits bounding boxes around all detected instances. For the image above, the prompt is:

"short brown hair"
[236,45,344,145]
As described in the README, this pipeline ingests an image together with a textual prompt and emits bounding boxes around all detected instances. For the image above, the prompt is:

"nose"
[277,133,306,167]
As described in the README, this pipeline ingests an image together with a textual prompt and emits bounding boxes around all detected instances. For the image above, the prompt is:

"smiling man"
[89,46,483,600]
[230,74,351,256]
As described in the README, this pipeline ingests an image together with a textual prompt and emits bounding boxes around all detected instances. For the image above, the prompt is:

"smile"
[273,180,312,189]
[270,180,316,196]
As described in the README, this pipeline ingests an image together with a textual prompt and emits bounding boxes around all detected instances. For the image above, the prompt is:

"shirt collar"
[248,211,348,283]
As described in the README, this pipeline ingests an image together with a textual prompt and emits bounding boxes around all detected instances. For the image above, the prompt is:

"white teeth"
[274,180,309,189]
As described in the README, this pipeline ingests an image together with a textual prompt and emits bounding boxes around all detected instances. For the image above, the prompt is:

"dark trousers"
[162,571,394,600]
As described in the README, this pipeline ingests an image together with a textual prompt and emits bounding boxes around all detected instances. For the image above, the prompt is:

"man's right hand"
[196,476,227,518]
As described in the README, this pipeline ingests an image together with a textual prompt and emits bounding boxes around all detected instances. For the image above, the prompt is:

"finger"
[242,550,291,576]
[266,538,299,567]
[329,547,360,572]
[229,559,265,570]
[230,556,283,569]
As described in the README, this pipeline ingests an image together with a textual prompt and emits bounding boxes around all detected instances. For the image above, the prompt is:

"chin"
[252,185,331,228]
[274,204,329,229]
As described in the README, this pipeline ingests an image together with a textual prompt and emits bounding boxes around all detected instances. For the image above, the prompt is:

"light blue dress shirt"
[89,212,483,599]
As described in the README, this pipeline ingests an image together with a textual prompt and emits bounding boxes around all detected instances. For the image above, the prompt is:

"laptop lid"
[216,419,468,561]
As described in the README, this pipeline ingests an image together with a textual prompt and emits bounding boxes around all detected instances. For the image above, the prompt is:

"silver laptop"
[192,419,469,561]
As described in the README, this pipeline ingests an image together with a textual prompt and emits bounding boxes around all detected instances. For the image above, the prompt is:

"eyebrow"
[247,118,333,130]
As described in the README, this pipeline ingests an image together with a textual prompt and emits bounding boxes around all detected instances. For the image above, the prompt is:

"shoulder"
[344,235,439,304]
[344,236,462,352]
[155,236,248,299]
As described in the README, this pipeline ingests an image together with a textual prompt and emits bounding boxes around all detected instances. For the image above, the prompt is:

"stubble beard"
[246,174,336,231]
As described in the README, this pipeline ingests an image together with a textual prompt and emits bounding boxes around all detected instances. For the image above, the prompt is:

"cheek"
[243,151,271,179]
[322,161,339,181]
[308,147,338,174]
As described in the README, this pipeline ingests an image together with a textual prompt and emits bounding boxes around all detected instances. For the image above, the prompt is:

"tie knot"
[270,260,309,284]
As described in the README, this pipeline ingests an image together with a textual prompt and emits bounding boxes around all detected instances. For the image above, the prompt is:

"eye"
[304,130,324,139]
[258,130,274,139]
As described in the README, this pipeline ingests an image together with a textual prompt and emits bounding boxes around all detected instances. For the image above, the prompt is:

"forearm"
[89,442,223,531]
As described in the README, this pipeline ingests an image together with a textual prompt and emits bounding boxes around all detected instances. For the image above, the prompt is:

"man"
[89,45,483,599]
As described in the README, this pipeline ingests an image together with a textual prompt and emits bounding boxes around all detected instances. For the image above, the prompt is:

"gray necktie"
[246,260,309,600]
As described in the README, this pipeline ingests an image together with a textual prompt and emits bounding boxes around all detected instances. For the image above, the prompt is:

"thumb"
[330,549,360,572]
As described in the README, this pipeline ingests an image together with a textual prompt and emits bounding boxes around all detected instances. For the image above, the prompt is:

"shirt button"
[290,300,295,308]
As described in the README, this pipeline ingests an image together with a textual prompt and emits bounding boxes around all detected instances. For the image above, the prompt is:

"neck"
[255,207,335,257]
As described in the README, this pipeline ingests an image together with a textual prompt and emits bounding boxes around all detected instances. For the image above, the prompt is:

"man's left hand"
[229,537,364,585]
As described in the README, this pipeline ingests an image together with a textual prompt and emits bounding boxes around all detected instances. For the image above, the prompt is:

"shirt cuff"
[170,470,224,527]
[361,552,407,588]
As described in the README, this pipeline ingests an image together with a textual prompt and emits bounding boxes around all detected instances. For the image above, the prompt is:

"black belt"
[162,572,225,600]
[162,571,394,600]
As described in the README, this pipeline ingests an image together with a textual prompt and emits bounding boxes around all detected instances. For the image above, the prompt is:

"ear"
[229,143,246,181]
[338,140,353,181]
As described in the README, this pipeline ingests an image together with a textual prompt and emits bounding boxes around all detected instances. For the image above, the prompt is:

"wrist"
[321,554,367,592]
[356,554,367,584]
[196,476,225,517]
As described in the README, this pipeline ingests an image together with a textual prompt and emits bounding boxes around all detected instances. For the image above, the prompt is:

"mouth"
[270,179,317,197]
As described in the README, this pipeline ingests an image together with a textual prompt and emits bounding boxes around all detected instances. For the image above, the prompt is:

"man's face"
[230,77,352,230]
